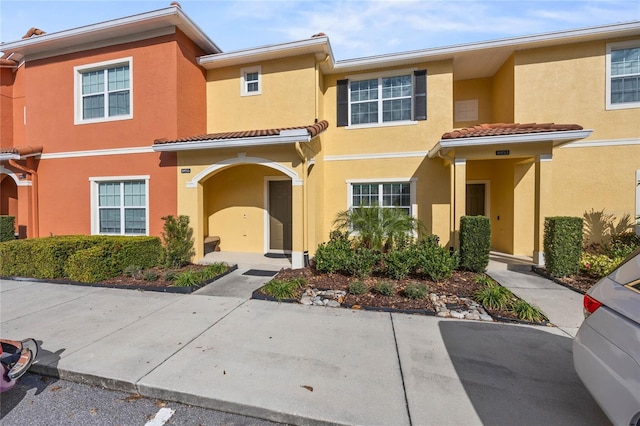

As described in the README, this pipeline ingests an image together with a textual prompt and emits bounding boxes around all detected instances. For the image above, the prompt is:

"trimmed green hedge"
[0,216,15,242]
[544,216,583,277]
[0,235,163,281]
[459,216,491,272]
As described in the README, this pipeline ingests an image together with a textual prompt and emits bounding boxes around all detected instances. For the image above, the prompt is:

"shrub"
[474,285,513,310]
[314,231,353,274]
[262,278,305,300]
[580,253,623,278]
[0,235,162,280]
[143,270,160,281]
[474,274,496,287]
[605,232,640,259]
[404,283,429,299]
[544,217,583,277]
[414,239,458,282]
[346,248,380,278]
[0,216,15,242]
[512,300,546,322]
[374,281,395,296]
[348,281,368,295]
[64,246,111,283]
[123,265,144,279]
[162,215,195,269]
[384,247,418,280]
[459,216,491,272]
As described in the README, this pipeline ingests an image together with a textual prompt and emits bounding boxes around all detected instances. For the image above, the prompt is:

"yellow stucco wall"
[453,78,493,127]
[318,60,455,245]
[514,37,640,245]
[492,54,515,124]
[205,54,319,132]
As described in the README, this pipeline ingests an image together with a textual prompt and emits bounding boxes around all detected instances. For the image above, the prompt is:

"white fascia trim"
[153,134,311,152]
[198,36,332,69]
[41,146,154,160]
[325,151,429,161]
[0,153,21,161]
[436,129,593,149]
[0,6,220,59]
[330,21,640,73]
[562,138,640,148]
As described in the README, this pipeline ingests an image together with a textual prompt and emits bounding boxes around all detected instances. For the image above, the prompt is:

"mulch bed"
[532,267,598,294]
[254,268,535,322]
[100,264,211,288]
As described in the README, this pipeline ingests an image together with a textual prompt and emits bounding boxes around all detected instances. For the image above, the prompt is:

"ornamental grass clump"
[348,280,368,295]
[374,281,395,297]
[474,284,513,311]
[404,283,429,300]
[512,299,547,322]
[262,278,306,301]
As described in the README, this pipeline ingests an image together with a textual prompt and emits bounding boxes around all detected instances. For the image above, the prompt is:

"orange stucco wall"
[2,28,206,238]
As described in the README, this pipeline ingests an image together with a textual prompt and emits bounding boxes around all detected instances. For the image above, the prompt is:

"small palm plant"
[333,205,419,252]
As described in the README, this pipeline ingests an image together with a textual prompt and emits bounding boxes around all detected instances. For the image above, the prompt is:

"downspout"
[295,141,309,266]
[8,159,39,238]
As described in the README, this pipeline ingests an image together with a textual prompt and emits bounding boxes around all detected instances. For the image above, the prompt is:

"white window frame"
[346,178,417,218]
[606,40,640,110]
[636,169,640,235]
[241,65,262,96]
[346,68,418,129]
[89,175,149,236]
[74,57,133,125]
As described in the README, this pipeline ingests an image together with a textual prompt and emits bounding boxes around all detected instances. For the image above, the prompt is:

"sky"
[1,0,639,60]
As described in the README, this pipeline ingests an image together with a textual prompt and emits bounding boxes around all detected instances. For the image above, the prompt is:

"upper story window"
[241,65,262,96]
[606,41,640,110]
[337,69,426,128]
[74,57,133,124]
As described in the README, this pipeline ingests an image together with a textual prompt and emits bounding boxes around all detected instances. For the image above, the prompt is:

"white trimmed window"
[606,41,640,110]
[74,57,133,124]
[347,179,417,217]
[350,75,412,125]
[241,65,262,96]
[90,176,149,236]
[337,69,426,128]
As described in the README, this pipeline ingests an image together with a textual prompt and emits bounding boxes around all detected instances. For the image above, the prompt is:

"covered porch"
[153,121,328,269]
[428,123,592,265]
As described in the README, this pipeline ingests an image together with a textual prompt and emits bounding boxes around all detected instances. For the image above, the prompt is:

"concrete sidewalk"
[1,273,606,425]
[486,254,586,337]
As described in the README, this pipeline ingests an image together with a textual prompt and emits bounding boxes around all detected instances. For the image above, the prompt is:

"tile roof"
[441,123,584,140]
[22,27,46,39]
[154,120,329,145]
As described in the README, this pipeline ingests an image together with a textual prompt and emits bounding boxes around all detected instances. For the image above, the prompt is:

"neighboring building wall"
[18,31,206,237]
[514,37,640,235]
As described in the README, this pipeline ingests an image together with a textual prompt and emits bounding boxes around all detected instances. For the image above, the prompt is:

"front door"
[268,180,292,252]
[466,183,485,216]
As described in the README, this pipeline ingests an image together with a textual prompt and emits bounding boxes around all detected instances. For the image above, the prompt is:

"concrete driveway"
[1,279,608,425]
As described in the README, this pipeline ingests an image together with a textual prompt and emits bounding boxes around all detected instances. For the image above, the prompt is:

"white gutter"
[428,129,593,158]
[153,130,312,152]
[198,36,333,69]
[0,153,20,161]
[0,6,220,57]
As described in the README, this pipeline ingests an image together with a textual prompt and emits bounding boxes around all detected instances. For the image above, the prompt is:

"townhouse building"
[2,4,639,269]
